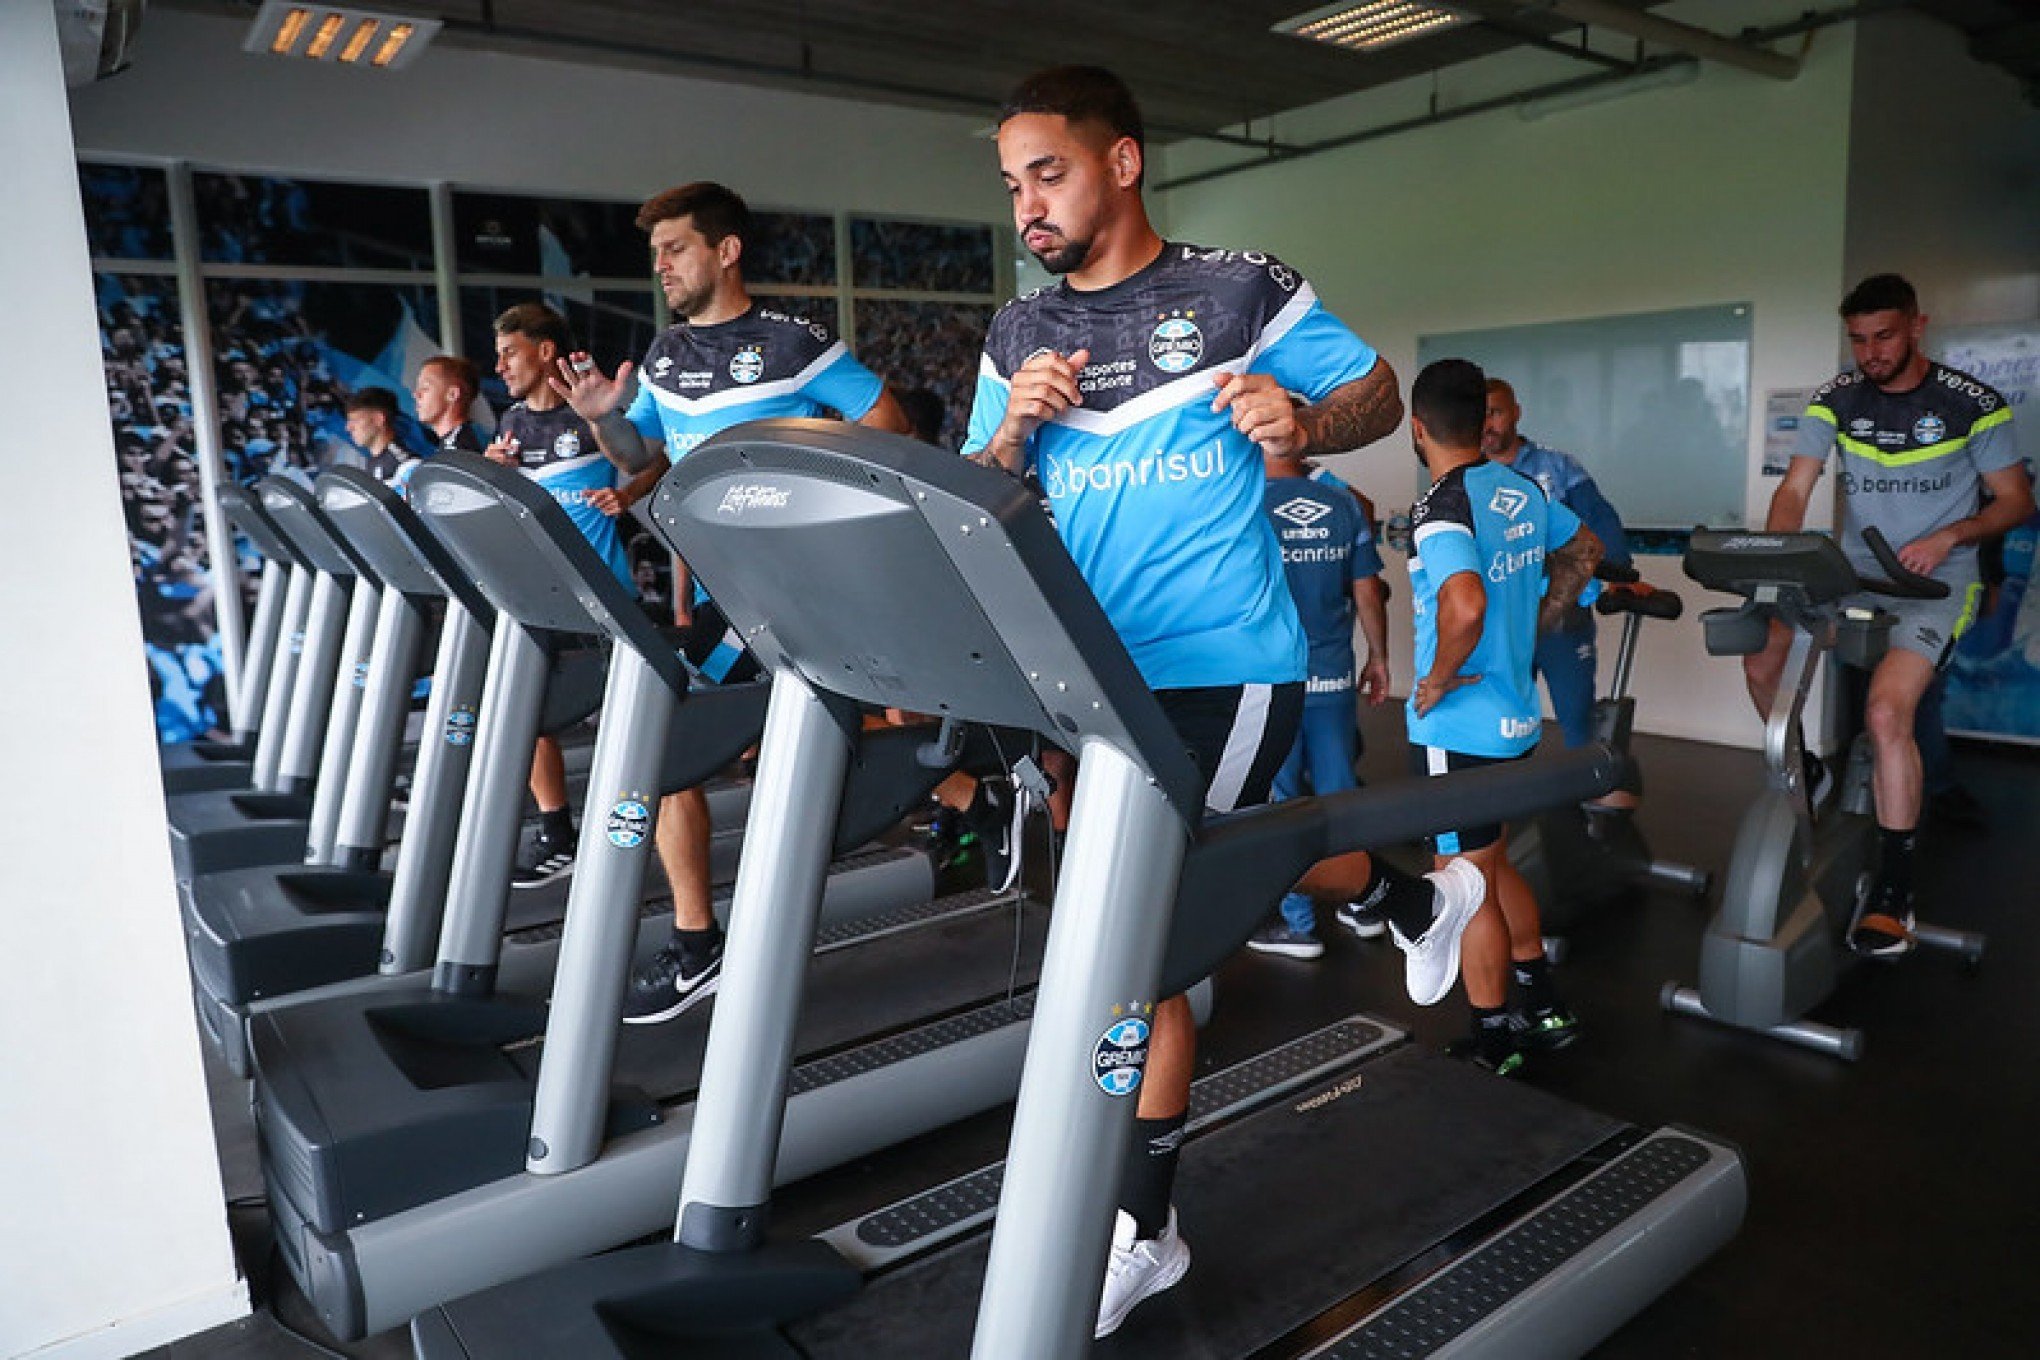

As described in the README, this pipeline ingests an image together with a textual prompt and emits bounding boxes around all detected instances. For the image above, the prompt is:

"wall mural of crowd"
[82,164,1003,742]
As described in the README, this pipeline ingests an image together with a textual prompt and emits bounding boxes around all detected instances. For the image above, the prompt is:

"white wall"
[1844,10,2040,329]
[0,7,246,1359]
[1154,14,1863,748]
[68,7,1008,223]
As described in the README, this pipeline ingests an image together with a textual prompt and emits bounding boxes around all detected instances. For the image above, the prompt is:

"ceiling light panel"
[1273,2,1471,54]
[244,2,441,70]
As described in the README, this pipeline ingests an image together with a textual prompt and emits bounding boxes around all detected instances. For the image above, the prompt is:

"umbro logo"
[1272,497,1332,528]
[1489,486,1529,520]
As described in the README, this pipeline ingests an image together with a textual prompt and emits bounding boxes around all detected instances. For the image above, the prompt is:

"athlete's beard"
[665,278,715,322]
[1861,340,1916,387]
[1026,226,1092,275]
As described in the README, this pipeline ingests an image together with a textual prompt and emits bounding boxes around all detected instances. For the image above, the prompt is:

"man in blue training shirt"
[551,180,909,1024]
[1482,378,1632,752]
[1407,359,1603,1075]
[962,65,1481,1338]
[1249,451,1392,959]
[484,302,642,889]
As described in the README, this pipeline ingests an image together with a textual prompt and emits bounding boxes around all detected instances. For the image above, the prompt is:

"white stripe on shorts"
[1206,683,1274,814]
[1424,745,1450,777]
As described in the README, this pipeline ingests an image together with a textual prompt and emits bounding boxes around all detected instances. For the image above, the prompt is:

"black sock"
[540,807,575,842]
[1378,867,1439,942]
[1879,826,1917,899]
[1119,1113,1186,1240]
[1472,1006,1516,1061]
[1512,956,1557,1014]
[675,923,722,963]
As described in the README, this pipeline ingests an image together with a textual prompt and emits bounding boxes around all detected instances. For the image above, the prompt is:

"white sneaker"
[1389,857,1486,1007]
[1095,1207,1190,1339]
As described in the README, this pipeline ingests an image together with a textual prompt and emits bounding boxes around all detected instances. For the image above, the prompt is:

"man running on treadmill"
[413,354,485,454]
[342,386,416,485]
[1407,359,1603,1074]
[550,180,909,1024]
[962,66,1485,1339]
[485,303,639,888]
[1747,273,2028,957]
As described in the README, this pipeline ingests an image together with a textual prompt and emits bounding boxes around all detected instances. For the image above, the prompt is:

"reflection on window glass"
[194,173,434,270]
[80,165,172,260]
[459,285,659,408]
[453,191,649,279]
[746,212,837,287]
[851,219,994,294]
[853,300,993,450]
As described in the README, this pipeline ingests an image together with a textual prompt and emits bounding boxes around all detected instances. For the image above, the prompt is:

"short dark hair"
[1841,273,1918,318]
[493,301,571,354]
[635,181,752,247]
[1412,359,1487,449]
[892,386,946,445]
[343,386,399,420]
[421,354,480,399]
[1000,66,1145,154]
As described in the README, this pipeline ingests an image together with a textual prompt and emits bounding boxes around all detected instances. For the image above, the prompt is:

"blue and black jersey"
[1265,465,1382,691]
[962,243,1380,690]
[497,401,627,584]
[1407,459,1582,758]
[439,423,483,454]
[625,305,884,462]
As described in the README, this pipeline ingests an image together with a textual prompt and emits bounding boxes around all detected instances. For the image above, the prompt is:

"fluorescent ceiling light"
[244,2,440,70]
[1273,2,1471,54]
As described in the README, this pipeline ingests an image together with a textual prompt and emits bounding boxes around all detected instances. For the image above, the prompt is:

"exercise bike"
[1519,564,1712,959]
[1662,527,1985,1060]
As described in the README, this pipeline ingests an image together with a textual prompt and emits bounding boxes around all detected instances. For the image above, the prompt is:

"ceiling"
[186,0,2040,141]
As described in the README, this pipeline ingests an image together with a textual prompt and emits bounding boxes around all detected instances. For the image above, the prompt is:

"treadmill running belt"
[788,1046,1619,1358]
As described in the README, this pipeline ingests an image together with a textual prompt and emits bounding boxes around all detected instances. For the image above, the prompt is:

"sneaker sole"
[1337,915,1387,941]
[1247,940,1326,960]
[622,975,721,1026]
[1095,1243,1191,1340]
[511,862,574,889]
[1403,859,1484,1007]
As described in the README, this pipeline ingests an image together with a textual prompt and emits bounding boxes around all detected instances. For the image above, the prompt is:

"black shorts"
[1155,683,1303,820]
[1409,744,1531,855]
[679,598,762,685]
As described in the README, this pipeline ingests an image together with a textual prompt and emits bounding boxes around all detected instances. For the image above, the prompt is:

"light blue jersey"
[1264,465,1382,691]
[497,401,627,584]
[1504,439,1630,569]
[1407,459,1582,758]
[962,244,1379,689]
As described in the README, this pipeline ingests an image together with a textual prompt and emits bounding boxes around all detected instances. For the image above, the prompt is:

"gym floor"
[158,710,2039,1358]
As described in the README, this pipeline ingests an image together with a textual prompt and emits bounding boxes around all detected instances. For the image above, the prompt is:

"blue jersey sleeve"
[1252,284,1379,403]
[625,379,662,441]
[1415,515,1481,582]
[1560,476,1628,566]
[803,346,885,422]
[959,358,1014,462]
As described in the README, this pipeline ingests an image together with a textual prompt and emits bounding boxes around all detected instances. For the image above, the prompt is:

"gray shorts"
[1844,580,1984,668]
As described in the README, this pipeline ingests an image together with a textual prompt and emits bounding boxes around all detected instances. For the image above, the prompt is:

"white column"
[0,8,248,1359]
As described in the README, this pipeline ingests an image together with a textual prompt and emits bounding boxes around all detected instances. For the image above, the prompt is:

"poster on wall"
[1936,322,2039,745]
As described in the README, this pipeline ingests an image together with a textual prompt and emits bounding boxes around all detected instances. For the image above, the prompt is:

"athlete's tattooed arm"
[1539,528,1605,634]
[1297,358,1403,456]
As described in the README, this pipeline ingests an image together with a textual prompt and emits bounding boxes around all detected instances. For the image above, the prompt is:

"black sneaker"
[623,934,724,1024]
[1511,1005,1582,1052]
[511,825,575,888]
[1446,1034,1526,1078]
[1848,880,1917,960]
[961,777,1019,892]
[1335,898,1387,940]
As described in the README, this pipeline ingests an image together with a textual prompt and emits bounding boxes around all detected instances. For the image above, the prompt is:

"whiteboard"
[1417,303,1753,535]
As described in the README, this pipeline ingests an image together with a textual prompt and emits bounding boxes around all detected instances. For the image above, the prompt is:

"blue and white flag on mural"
[1938,323,2039,745]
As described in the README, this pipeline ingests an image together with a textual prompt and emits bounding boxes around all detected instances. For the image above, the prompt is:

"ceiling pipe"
[1503,0,1800,79]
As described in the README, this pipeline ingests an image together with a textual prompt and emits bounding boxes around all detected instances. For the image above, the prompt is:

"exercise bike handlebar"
[1855,526,1950,602]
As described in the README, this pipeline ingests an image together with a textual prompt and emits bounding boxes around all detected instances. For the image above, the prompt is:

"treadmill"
[159,482,295,793]
[182,468,661,1075]
[412,420,1747,1360]
[165,476,380,878]
[250,453,1041,1340]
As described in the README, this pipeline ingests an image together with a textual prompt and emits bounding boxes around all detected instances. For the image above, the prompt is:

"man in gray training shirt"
[1747,274,2029,958]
